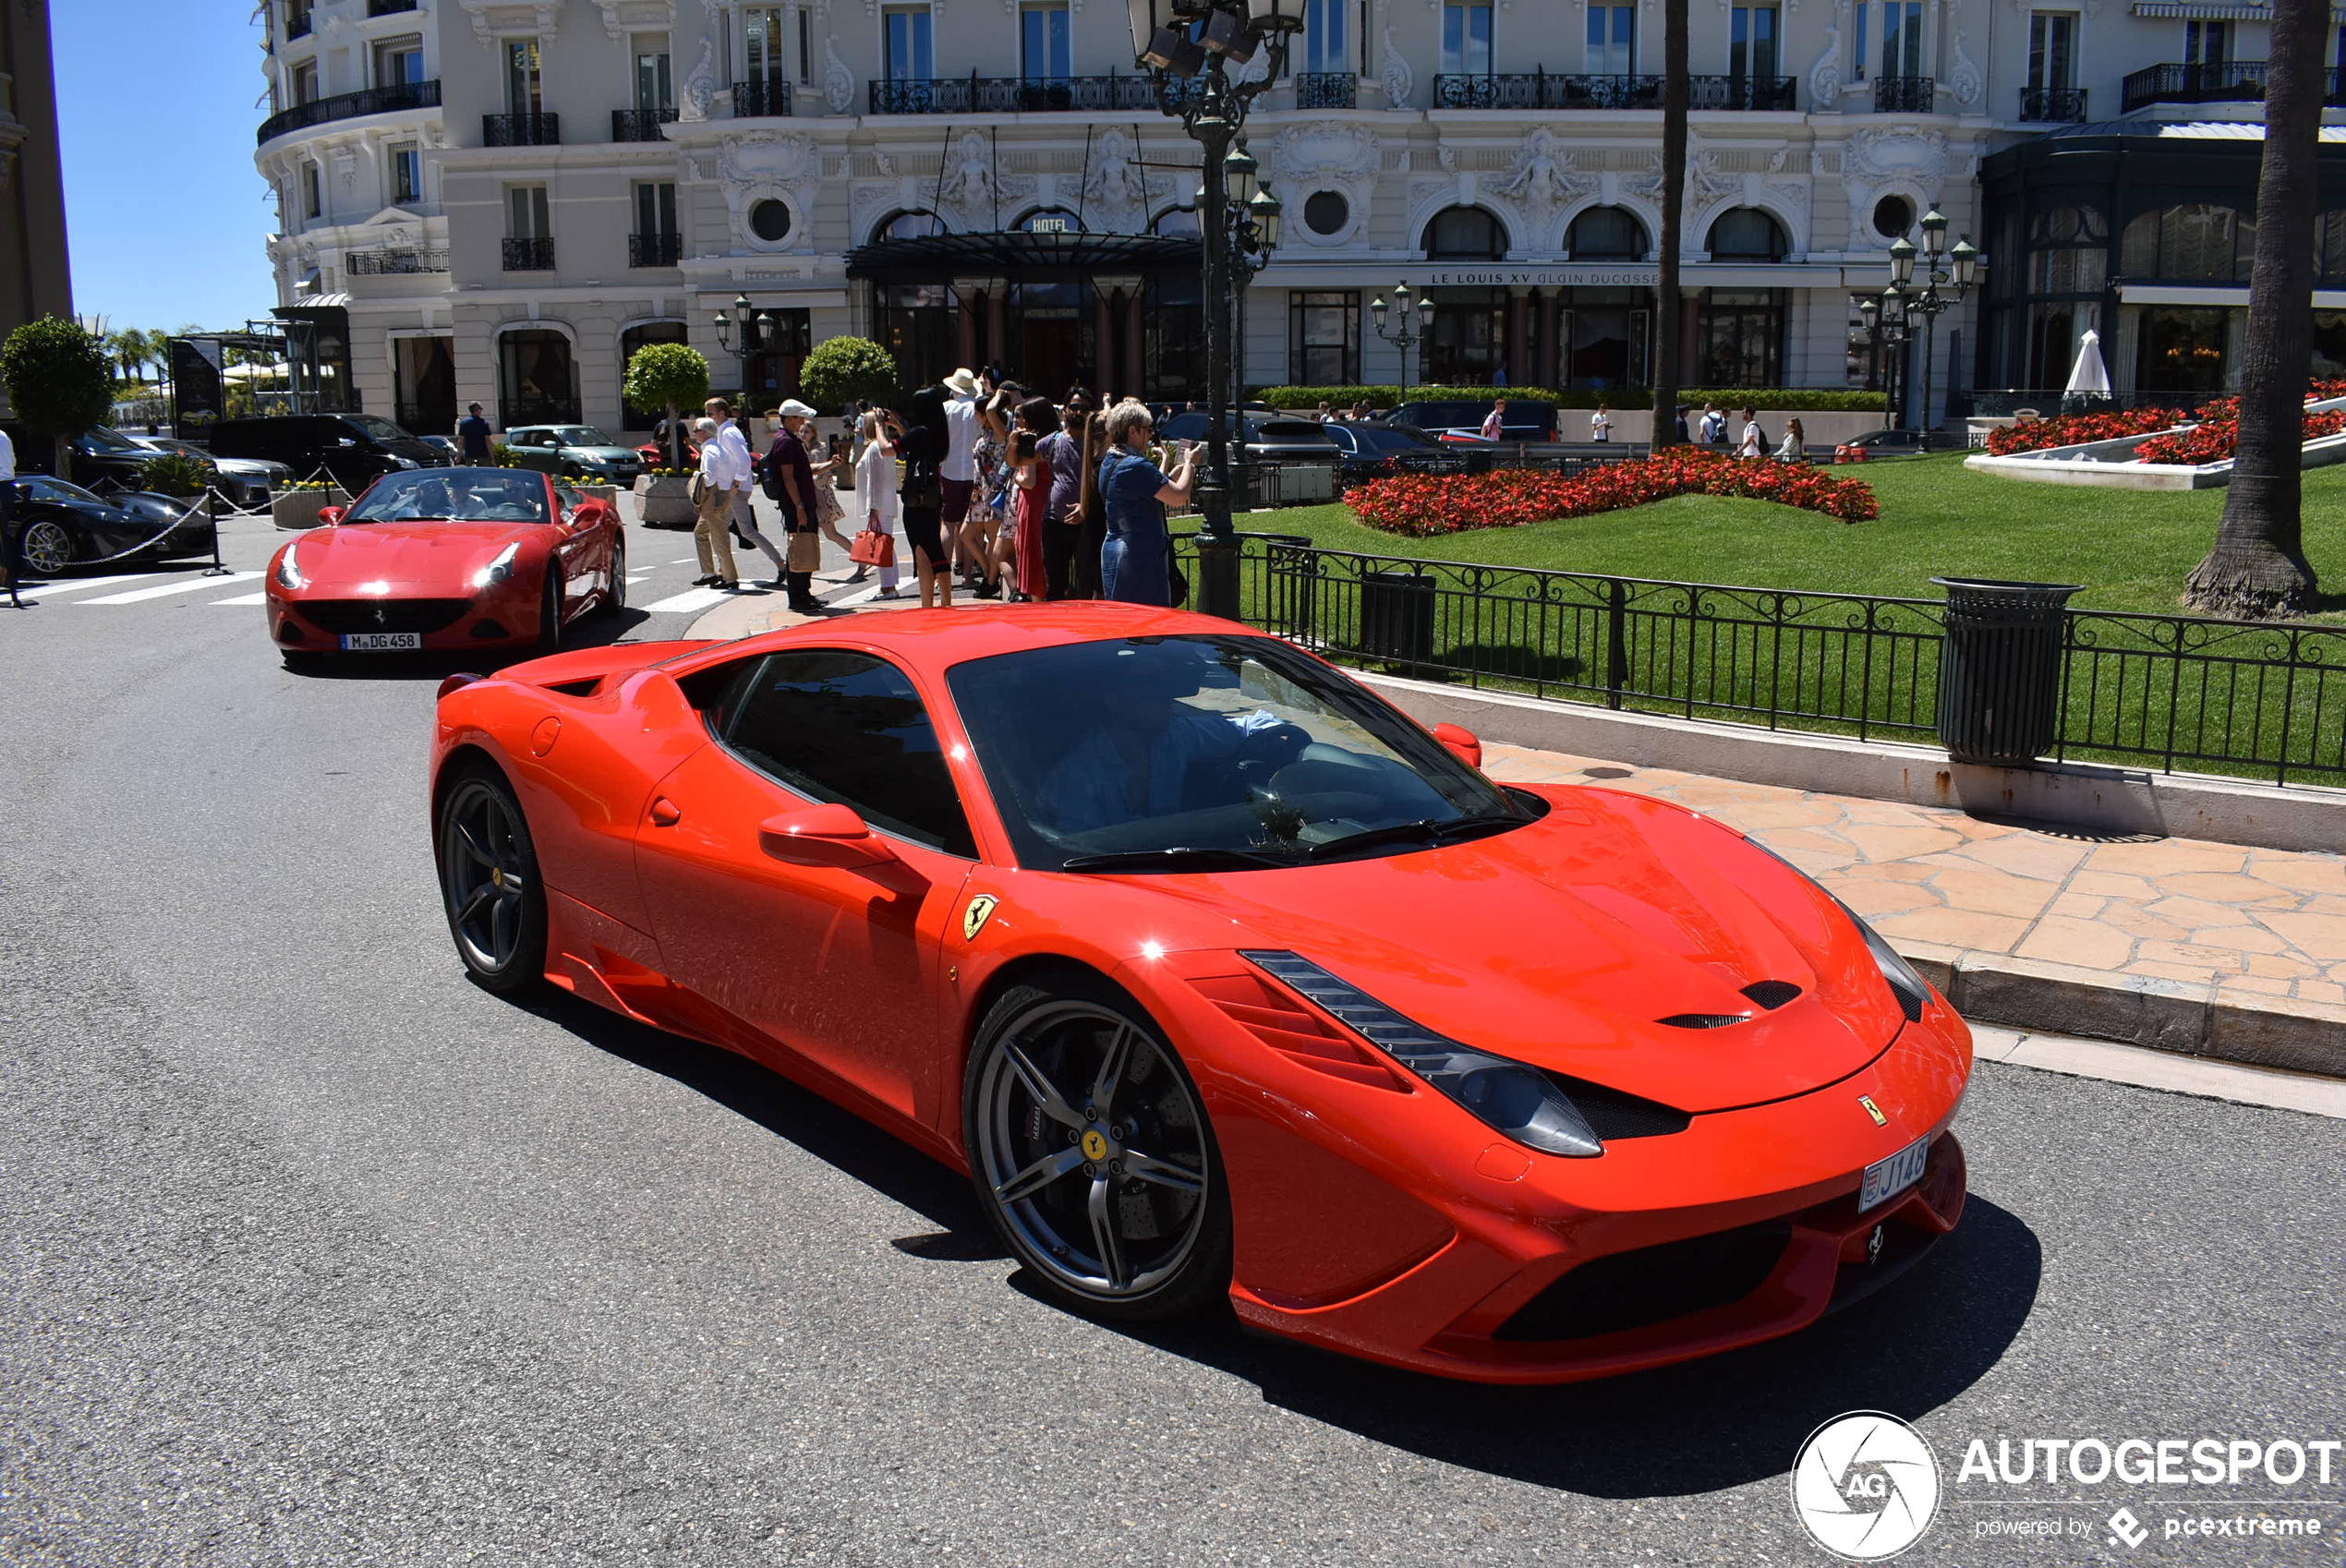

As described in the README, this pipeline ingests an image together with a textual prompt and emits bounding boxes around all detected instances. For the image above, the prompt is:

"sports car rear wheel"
[602,536,627,615]
[436,767,547,994]
[965,978,1230,1321]
[536,574,562,654]
[18,519,74,577]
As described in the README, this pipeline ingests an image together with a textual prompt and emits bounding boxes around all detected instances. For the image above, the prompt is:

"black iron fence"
[502,237,556,271]
[484,112,561,146]
[2017,85,2087,120]
[868,73,1164,113]
[733,79,792,117]
[1293,72,1359,108]
[347,247,449,275]
[1431,70,1793,110]
[258,79,441,145]
[1872,75,1936,112]
[612,106,671,139]
[1170,534,2346,787]
[629,232,683,268]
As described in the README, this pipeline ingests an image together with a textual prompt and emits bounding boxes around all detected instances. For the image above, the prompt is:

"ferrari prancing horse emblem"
[1858,1094,1887,1127]
[961,895,999,942]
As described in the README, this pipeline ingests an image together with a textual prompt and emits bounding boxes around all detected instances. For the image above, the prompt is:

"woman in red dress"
[1010,397,1058,601]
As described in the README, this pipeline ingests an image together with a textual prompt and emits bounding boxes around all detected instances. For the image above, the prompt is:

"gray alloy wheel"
[18,519,74,577]
[603,536,627,615]
[964,979,1229,1321]
[435,769,547,993]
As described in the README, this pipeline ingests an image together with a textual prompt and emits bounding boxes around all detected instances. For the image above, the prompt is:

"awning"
[843,230,1202,282]
[276,296,352,314]
[2130,2,2269,16]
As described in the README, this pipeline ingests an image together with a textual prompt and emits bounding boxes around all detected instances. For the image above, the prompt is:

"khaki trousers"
[694,486,740,582]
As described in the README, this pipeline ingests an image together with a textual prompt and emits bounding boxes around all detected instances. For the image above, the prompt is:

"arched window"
[1422,205,1507,260]
[874,208,948,243]
[2120,205,2251,283]
[498,329,578,428]
[1152,207,1202,237]
[1566,206,1648,260]
[1015,207,1085,234]
[1707,208,1789,261]
[619,321,688,428]
[2025,205,2108,296]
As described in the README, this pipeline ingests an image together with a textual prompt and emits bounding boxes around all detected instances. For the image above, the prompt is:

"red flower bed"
[1985,407,2177,455]
[1345,451,1878,537]
[2136,408,2346,466]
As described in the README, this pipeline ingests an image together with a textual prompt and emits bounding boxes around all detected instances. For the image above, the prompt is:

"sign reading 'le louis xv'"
[1413,266,1662,287]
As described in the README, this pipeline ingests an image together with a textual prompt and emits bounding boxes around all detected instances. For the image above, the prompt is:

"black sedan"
[7,476,217,578]
[1319,422,1473,486]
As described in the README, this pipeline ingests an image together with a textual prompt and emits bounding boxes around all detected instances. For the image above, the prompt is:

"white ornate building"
[252,0,2340,436]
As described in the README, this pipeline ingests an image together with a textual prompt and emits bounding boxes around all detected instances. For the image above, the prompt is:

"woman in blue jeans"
[1095,400,1198,605]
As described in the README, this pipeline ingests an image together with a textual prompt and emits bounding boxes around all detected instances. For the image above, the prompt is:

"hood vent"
[1656,1012,1748,1030]
[1741,980,1803,1010]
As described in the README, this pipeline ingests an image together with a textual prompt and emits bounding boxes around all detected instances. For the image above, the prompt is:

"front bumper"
[267,576,540,652]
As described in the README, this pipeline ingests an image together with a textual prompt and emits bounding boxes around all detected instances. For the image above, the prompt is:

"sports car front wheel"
[435,766,547,994]
[964,977,1231,1321]
[18,519,75,577]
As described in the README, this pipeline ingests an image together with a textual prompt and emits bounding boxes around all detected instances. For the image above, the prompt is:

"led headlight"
[1746,839,1929,1023]
[274,541,303,589]
[471,542,521,590]
[1241,950,1604,1158]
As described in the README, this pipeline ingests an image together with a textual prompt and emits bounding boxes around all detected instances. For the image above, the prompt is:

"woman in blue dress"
[1095,400,1198,606]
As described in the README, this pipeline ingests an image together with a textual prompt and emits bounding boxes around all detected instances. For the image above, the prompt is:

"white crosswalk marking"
[16,572,165,597]
[211,592,269,606]
[640,585,732,614]
[79,572,263,605]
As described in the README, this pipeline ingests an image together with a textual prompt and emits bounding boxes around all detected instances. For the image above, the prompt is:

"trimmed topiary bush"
[623,341,713,469]
[796,335,900,415]
[1,316,115,481]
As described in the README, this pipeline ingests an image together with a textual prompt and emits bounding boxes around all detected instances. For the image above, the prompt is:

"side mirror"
[316,505,345,525]
[1431,722,1482,769]
[759,803,901,870]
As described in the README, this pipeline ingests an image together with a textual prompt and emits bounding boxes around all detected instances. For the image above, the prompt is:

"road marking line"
[211,592,269,606]
[641,585,732,614]
[668,556,697,564]
[626,573,653,583]
[17,572,164,596]
[79,572,264,605]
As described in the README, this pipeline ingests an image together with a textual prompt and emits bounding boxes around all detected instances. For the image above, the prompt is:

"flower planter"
[635,474,696,526]
[272,488,350,530]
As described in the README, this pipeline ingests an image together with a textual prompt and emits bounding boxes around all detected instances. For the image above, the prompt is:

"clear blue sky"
[56,1,278,334]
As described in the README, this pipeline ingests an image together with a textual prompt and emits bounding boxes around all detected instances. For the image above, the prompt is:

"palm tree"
[2183,0,2324,619]
[1651,0,1688,449]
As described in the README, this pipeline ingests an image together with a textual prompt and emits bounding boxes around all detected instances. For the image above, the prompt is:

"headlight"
[1242,950,1604,1158]
[471,542,522,590]
[1746,838,1929,1023]
[390,455,419,469]
[275,541,303,589]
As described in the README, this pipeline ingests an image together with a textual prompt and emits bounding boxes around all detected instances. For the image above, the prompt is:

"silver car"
[503,424,644,485]
[128,432,293,508]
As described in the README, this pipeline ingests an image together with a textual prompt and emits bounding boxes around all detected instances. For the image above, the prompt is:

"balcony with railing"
[733,79,792,116]
[502,237,556,271]
[1432,70,1795,110]
[347,247,449,276]
[484,112,561,147]
[367,0,418,14]
[868,73,1167,113]
[1293,72,1358,109]
[285,7,313,40]
[629,233,683,268]
[1871,75,1936,111]
[257,79,441,146]
[2018,85,2087,121]
[611,107,671,140]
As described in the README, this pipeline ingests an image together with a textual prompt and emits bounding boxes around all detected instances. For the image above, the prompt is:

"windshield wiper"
[1305,812,1526,862]
[1059,845,1299,874]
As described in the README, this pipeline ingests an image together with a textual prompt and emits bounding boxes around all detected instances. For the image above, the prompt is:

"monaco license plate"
[339,632,421,651]
[1858,1136,1930,1212]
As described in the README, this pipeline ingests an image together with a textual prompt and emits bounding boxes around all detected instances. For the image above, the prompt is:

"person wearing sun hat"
[939,367,981,584]
[762,398,826,613]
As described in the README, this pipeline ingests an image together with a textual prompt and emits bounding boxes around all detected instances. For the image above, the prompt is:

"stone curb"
[1896,939,2346,1080]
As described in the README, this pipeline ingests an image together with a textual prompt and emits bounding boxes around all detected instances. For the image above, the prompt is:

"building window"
[2120,204,2251,282]
[1731,6,1779,86]
[284,0,313,38]
[2316,210,2346,282]
[290,59,319,105]
[1697,290,1785,387]
[1586,5,1635,74]
[636,181,677,236]
[750,199,794,243]
[2138,308,2228,392]
[1708,208,1788,260]
[2184,18,2230,65]
[799,8,815,83]
[1022,3,1071,80]
[1153,207,1202,236]
[2027,14,2076,90]
[744,8,786,90]
[1289,292,1360,383]
[1302,0,1349,73]
[876,283,960,391]
[1873,194,1914,238]
[1852,1,1868,80]
[1566,206,1647,260]
[1561,291,1649,389]
[1440,1,1493,75]
[2026,205,2106,293]
[507,39,543,114]
[1302,190,1350,235]
[885,6,935,81]
[1424,204,1507,259]
[303,163,321,219]
[634,33,672,113]
[877,208,949,241]
[391,145,422,205]
[373,35,424,88]
[508,184,550,239]
[1880,0,1922,77]
[1424,290,1505,384]
[499,329,578,425]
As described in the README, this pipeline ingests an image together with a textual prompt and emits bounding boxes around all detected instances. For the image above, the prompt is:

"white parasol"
[2064,329,2110,395]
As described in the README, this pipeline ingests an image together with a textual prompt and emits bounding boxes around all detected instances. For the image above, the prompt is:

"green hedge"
[1256,385,1887,413]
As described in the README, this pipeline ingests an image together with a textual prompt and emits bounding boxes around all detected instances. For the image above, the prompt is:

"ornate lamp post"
[1370,283,1431,404]
[1219,143,1285,411]
[1125,0,1302,617]
[1849,283,1911,427]
[1879,211,1978,448]
[712,292,778,407]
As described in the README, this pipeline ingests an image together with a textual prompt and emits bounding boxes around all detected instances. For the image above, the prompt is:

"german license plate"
[1859,1136,1930,1212]
[339,632,421,651]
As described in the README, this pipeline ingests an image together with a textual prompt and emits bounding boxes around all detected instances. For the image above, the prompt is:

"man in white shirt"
[691,416,742,587]
[705,396,783,583]
[1480,398,1507,440]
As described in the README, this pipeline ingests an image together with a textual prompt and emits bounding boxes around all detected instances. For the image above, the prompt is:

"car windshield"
[30,476,106,505]
[342,414,414,442]
[946,634,1531,873]
[345,467,549,523]
[84,427,147,453]
[552,426,611,447]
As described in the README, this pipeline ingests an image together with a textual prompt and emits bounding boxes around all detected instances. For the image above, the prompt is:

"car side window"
[717,649,977,859]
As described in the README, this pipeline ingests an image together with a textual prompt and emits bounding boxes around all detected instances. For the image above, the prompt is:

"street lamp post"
[1874,212,1978,448]
[1849,284,1911,427]
[1219,143,1285,418]
[1369,283,1430,404]
[1125,0,1301,618]
[712,292,778,409]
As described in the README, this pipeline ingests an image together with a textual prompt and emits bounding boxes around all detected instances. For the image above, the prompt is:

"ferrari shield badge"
[961,895,999,943]
[1858,1094,1887,1127]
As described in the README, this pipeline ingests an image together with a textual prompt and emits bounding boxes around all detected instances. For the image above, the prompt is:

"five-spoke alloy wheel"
[965,978,1230,1320]
[435,767,547,993]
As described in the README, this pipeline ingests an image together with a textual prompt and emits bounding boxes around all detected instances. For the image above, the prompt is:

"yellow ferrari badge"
[961,895,999,943]
[1858,1094,1887,1127]
[1082,1130,1109,1162]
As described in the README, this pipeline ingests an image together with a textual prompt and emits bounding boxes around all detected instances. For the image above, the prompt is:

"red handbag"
[849,528,896,568]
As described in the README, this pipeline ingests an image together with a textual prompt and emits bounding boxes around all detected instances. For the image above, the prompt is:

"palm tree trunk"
[2182,0,2324,619]
[1651,0,1688,450]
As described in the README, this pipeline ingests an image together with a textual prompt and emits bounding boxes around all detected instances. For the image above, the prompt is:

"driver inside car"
[1037,649,1311,837]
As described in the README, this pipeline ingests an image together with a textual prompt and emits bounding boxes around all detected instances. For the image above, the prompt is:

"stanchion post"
[203,487,230,575]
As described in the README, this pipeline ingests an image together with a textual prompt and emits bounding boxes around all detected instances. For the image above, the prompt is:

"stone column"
[1506,290,1530,388]
[957,285,978,370]
[1536,289,1561,388]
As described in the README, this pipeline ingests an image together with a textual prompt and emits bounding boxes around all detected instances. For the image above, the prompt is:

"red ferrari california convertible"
[429,606,1970,1383]
[266,467,625,663]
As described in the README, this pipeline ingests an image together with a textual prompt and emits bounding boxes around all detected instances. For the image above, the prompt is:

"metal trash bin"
[1358,569,1435,665]
[1930,577,2083,765]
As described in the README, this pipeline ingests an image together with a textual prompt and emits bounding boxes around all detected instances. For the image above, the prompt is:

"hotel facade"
[253,0,2346,437]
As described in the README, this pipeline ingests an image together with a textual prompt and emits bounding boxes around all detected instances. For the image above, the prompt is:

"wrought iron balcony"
[367,0,417,14]
[347,247,449,275]
[1432,70,1793,110]
[611,107,671,140]
[867,73,1164,113]
[733,78,792,116]
[285,8,312,40]
[629,233,683,268]
[1293,72,1358,109]
[1872,75,1936,112]
[502,237,556,271]
[2017,86,2087,121]
[2112,61,2346,112]
[484,112,561,147]
[257,79,441,146]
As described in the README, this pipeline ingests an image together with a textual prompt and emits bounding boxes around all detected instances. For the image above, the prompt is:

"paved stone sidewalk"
[1480,742,2346,1017]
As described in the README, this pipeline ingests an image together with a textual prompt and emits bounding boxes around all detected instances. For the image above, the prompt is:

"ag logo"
[960,895,998,942]
[1790,1411,1941,1561]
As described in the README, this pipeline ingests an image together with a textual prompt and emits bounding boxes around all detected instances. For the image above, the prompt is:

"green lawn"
[1235,453,2346,621]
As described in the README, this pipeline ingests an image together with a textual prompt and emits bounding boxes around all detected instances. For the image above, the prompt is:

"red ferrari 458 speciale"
[429,605,1970,1383]
[266,466,626,663]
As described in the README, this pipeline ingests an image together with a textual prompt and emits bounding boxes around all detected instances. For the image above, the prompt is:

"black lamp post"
[1219,142,1285,412]
[1850,283,1911,427]
[1880,211,1978,447]
[712,292,777,407]
[1126,0,1301,618]
[1370,283,1431,404]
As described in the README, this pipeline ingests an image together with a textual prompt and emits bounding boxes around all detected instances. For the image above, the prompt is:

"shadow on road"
[278,607,675,680]
[509,983,2039,1498]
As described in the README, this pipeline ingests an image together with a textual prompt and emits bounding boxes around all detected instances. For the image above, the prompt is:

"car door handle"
[647,797,682,826]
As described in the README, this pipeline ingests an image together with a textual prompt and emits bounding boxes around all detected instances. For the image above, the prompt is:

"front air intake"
[1741,980,1803,1010]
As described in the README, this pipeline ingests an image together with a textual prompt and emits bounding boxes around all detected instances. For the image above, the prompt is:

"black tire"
[18,518,75,578]
[434,766,547,994]
[535,571,562,654]
[602,535,627,615]
[962,973,1232,1321]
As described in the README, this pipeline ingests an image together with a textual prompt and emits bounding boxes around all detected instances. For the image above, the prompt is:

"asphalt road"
[2,508,2340,1567]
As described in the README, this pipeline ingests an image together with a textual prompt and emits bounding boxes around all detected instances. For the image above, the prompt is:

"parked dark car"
[1,420,218,497]
[1376,398,1559,442]
[207,414,451,491]
[1158,410,1343,464]
[131,432,290,507]
[1319,422,1473,485]
[6,475,216,578]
